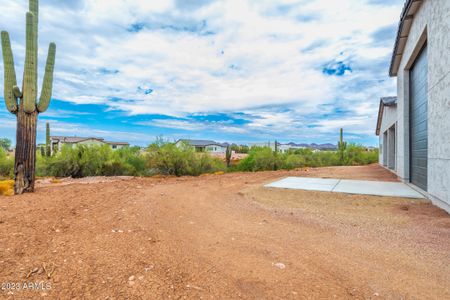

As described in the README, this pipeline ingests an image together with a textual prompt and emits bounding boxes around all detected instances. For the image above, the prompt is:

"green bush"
[0,148,14,179]
[36,144,147,178]
[3,138,379,179]
[281,154,306,169]
[346,144,379,165]
[236,144,378,171]
[237,147,282,171]
[146,142,225,176]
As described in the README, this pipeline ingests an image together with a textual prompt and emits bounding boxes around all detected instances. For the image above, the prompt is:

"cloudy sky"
[0,0,404,146]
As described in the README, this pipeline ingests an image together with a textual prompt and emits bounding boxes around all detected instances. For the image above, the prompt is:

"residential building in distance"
[49,136,129,155]
[379,0,450,212]
[376,96,398,171]
[278,142,308,153]
[248,141,278,151]
[175,139,228,154]
[249,141,336,152]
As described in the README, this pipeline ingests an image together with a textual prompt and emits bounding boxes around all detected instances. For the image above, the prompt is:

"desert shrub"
[104,146,147,176]
[237,147,282,171]
[146,142,225,176]
[231,144,249,154]
[38,144,147,178]
[0,148,14,179]
[313,151,340,167]
[236,145,378,171]
[281,154,306,169]
[346,144,379,165]
[0,138,12,151]
[9,140,380,179]
[0,180,14,196]
[191,153,226,175]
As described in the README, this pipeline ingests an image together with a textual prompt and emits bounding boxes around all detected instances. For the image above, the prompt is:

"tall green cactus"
[1,0,56,194]
[338,128,347,165]
[45,122,51,157]
[225,146,232,168]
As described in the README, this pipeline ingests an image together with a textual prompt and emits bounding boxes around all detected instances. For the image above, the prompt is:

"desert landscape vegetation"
[1,165,450,299]
[1,0,449,299]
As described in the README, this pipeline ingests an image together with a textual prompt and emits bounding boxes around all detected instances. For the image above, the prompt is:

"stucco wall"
[205,145,227,153]
[396,0,450,210]
[78,139,106,147]
[378,105,397,167]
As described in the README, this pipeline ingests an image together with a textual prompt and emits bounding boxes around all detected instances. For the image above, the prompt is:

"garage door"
[409,46,428,191]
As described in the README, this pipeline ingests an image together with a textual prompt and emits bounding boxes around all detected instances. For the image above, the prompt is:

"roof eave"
[389,0,423,77]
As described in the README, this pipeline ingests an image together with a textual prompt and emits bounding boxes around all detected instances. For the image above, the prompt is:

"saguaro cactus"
[338,128,347,165]
[225,146,232,167]
[1,0,56,194]
[45,122,51,157]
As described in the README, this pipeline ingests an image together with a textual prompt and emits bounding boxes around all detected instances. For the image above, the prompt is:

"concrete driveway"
[265,177,425,199]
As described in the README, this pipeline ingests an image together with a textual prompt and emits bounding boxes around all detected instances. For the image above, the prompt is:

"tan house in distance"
[48,136,129,155]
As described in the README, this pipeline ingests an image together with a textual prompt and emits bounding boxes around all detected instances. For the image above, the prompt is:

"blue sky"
[0,0,405,146]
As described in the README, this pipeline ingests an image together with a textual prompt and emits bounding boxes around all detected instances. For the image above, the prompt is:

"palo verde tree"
[337,128,347,165]
[1,0,56,194]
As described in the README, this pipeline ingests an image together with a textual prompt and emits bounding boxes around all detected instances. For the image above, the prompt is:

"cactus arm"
[23,12,38,113]
[37,43,56,113]
[13,86,22,98]
[30,0,39,25]
[1,31,18,113]
[30,0,39,70]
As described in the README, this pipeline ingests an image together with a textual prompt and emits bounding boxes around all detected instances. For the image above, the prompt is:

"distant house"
[249,141,335,152]
[175,139,228,154]
[278,142,307,153]
[248,142,277,151]
[49,136,129,155]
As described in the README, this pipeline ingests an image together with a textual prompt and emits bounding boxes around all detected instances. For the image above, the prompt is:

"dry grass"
[0,180,14,196]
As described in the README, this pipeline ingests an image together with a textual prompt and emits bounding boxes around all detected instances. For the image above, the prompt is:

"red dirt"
[0,164,449,299]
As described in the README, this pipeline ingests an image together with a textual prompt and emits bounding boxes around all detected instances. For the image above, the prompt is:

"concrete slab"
[333,179,425,198]
[265,177,425,199]
[265,177,339,192]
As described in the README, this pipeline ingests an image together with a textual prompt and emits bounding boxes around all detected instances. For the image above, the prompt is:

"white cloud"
[0,0,404,144]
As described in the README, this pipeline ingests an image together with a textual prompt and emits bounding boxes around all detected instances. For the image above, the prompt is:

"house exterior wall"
[248,142,276,151]
[49,138,128,153]
[77,139,106,147]
[379,105,397,166]
[176,140,227,153]
[175,140,188,149]
[205,145,227,153]
[279,145,290,153]
[396,0,450,211]
[278,145,305,153]
[110,144,127,150]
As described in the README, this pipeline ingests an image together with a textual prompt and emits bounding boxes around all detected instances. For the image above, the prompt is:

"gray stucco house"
[377,0,449,212]
[175,139,228,154]
[48,136,129,155]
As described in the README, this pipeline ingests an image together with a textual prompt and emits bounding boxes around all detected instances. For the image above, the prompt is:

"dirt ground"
[0,164,449,299]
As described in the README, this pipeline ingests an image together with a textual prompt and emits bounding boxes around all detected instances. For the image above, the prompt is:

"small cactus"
[1,0,57,194]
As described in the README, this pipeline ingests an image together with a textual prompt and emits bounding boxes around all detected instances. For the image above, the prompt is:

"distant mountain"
[280,142,337,150]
